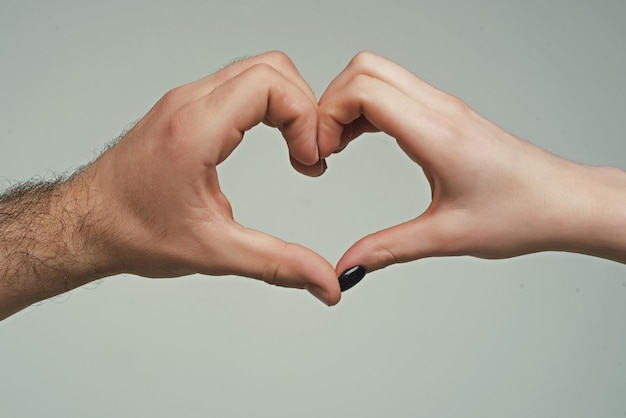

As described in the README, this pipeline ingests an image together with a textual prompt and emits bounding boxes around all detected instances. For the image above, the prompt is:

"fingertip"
[338,265,367,292]
[303,252,342,306]
[327,288,341,306]
[317,109,344,159]
[290,156,327,177]
[283,122,320,167]
[305,283,341,306]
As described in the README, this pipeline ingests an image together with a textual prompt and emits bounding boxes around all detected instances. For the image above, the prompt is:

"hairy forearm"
[0,173,104,319]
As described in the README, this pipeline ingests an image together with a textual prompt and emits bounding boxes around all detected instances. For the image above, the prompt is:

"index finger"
[175,62,322,169]
[317,52,454,159]
[169,51,318,115]
[318,74,441,167]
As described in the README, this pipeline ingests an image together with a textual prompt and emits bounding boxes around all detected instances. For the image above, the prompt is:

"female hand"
[318,51,626,277]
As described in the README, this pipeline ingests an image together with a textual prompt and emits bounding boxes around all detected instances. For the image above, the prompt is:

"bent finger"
[168,51,318,114]
[177,63,321,168]
[318,74,442,165]
[320,51,445,111]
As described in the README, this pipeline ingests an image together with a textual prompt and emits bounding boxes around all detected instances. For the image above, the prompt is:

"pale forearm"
[0,173,104,319]
[557,164,626,264]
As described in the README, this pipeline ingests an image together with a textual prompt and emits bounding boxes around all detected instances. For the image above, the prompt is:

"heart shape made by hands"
[89,51,552,308]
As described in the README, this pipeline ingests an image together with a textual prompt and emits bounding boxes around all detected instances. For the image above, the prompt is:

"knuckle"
[231,64,277,96]
[260,244,290,287]
[374,245,399,269]
[260,259,280,286]
[263,50,296,70]
[246,62,278,80]
[446,95,472,116]
[381,247,400,267]
[226,51,295,79]
[163,109,191,142]
[351,73,374,96]
[258,243,311,289]
[261,255,281,286]
[366,237,399,268]
[350,50,379,71]
[158,87,184,110]
[352,73,371,86]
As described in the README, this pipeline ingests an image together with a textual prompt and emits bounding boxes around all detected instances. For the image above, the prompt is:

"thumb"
[336,211,457,284]
[221,224,342,306]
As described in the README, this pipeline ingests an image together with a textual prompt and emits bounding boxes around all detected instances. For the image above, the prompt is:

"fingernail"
[320,159,327,175]
[338,266,367,292]
[305,284,331,306]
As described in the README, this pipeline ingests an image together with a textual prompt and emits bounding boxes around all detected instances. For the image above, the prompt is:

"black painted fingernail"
[338,266,367,292]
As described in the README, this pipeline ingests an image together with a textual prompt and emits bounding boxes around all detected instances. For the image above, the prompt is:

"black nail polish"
[338,266,367,292]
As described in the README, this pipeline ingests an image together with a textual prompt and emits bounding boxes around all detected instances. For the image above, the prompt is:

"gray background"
[1,0,625,417]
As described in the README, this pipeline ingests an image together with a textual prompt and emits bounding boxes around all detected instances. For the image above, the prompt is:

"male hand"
[78,51,341,306]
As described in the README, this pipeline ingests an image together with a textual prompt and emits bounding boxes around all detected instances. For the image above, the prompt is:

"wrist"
[56,170,117,283]
[542,161,626,262]
[0,171,112,318]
